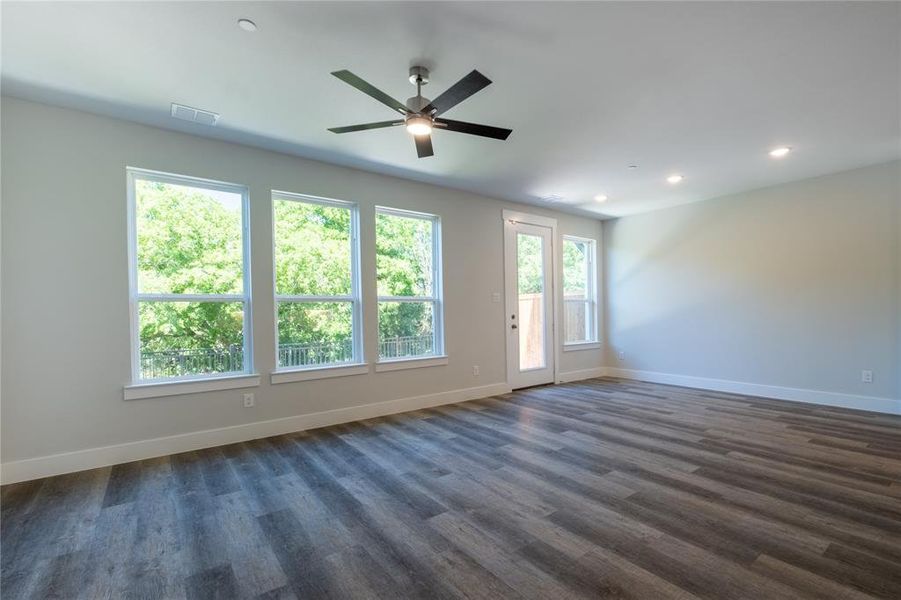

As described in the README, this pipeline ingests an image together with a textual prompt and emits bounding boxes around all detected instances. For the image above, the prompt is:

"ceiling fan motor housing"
[405,95,432,113]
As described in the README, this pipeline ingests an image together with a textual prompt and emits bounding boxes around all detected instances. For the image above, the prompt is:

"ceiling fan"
[328,66,512,158]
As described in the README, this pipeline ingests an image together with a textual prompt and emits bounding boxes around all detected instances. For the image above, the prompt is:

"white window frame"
[271,191,364,375]
[562,235,599,348]
[375,206,445,367]
[126,167,254,388]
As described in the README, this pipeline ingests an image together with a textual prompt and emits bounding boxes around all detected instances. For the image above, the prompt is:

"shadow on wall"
[603,176,897,393]
[605,198,747,336]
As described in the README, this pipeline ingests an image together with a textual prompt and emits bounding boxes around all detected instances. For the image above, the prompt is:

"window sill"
[124,373,260,400]
[562,342,602,352]
[271,363,369,384]
[375,355,449,372]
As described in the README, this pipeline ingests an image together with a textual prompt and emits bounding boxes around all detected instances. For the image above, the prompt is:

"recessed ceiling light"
[237,18,257,32]
[594,194,608,202]
[769,146,792,158]
[666,174,684,184]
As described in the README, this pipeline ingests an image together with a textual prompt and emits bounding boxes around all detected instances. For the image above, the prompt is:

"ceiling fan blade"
[328,120,403,134]
[414,134,434,158]
[331,70,410,115]
[435,118,512,140]
[421,70,492,116]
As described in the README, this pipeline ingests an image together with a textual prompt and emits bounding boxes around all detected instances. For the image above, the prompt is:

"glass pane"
[277,302,354,368]
[517,233,545,370]
[378,301,434,359]
[376,212,434,297]
[565,300,591,343]
[564,239,591,343]
[563,239,589,297]
[136,179,244,295]
[139,301,244,379]
[274,199,352,296]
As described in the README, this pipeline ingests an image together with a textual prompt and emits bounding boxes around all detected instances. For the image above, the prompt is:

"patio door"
[504,213,556,389]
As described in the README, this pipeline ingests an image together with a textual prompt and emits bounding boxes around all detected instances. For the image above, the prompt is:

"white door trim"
[502,209,557,229]
[502,210,559,388]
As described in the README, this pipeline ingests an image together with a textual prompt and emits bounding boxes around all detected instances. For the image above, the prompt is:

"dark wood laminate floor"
[3,378,901,599]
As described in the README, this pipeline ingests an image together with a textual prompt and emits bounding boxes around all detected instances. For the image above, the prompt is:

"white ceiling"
[3,1,899,218]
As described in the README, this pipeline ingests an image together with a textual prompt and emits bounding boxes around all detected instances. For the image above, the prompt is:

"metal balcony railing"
[140,345,245,380]
[141,334,435,379]
[378,334,433,359]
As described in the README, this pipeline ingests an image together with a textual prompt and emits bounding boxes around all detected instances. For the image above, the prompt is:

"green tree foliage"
[136,183,437,370]
[516,235,589,297]
[376,212,432,296]
[137,181,243,295]
[376,213,434,348]
[137,182,589,372]
[274,200,354,355]
[274,201,351,296]
[517,233,544,294]
[563,239,588,298]
[136,181,244,358]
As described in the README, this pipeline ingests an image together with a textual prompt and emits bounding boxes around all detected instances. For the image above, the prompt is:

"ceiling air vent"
[170,103,220,126]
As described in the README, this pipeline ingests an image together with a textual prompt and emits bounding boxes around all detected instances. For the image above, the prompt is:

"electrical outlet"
[617,350,625,361]
[473,365,480,376]
[861,370,873,383]
[243,393,255,407]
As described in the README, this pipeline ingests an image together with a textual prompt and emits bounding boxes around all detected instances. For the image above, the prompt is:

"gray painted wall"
[3,95,898,468]
[0,97,603,463]
[603,161,900,403]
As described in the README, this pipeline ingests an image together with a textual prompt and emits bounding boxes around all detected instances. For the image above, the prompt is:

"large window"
[562,236,598,344]
[128,169,251,382]
[273,192,361,369]
[376,207,443,360]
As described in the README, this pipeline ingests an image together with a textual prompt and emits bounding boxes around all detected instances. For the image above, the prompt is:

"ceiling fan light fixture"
[328,66,511,158]
[406,116,432,136]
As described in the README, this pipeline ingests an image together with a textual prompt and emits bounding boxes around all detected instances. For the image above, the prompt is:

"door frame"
[502,209,559,388]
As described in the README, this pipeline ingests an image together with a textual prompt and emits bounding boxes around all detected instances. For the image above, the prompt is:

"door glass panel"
[517,232,546,370]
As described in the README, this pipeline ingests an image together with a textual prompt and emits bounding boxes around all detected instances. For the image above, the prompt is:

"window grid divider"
[137,293,246,303]
[275,295,356,303]
[376,295,441,303]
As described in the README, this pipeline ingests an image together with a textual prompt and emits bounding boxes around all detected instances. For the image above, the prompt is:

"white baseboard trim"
[0,382,512,485]
[8,368,895,485]
[603,367,901,416]
[558,367,606,383]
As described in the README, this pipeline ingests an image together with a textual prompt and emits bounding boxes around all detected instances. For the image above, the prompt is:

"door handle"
[511,324,518,329]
